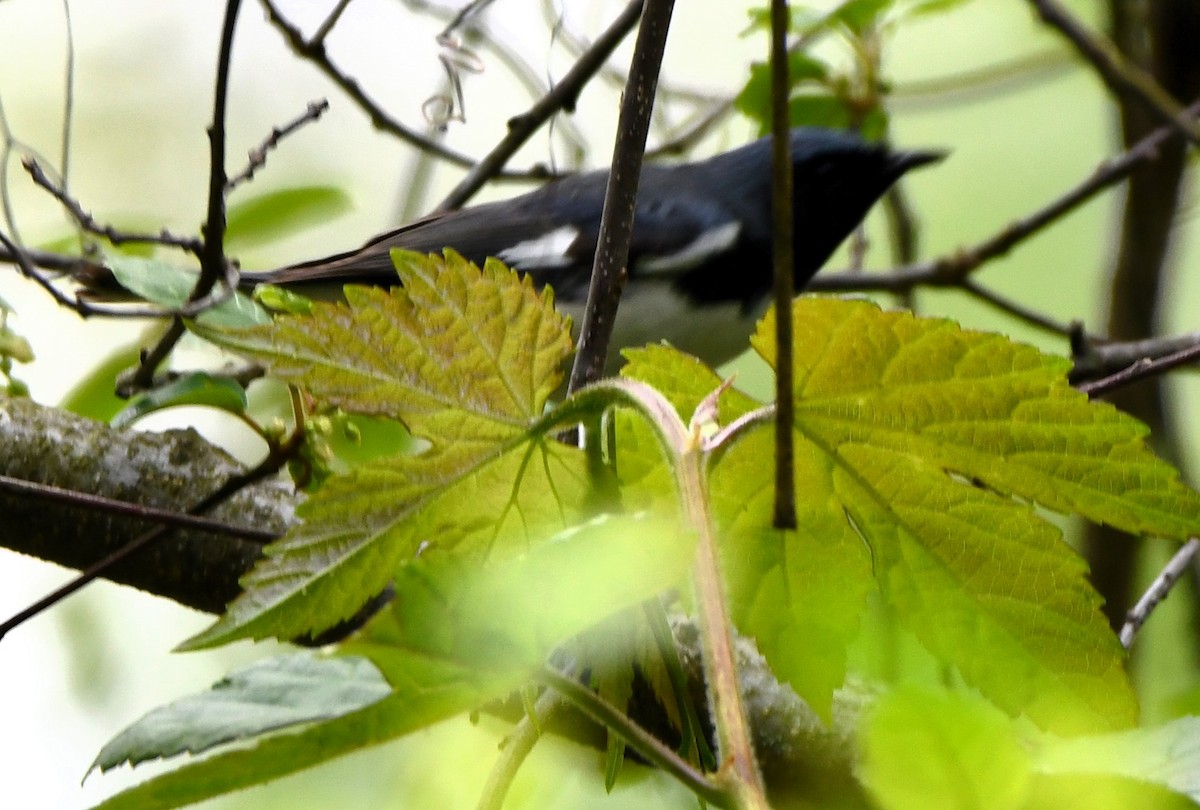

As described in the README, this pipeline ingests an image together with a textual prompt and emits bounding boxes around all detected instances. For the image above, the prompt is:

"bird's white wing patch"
[637,221,741,275]
[496,225,579,269]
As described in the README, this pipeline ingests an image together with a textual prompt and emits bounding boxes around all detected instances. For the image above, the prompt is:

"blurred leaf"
[860,686,1031,810]
[1033,716,1200,805]
[92,514,695,810]
[90,654,390,773]
[58,333,149,421]
[225,186,352,252]
[110,372,248,428]
[736,53,830,129]
[106,254,269,327]
[0,323,33,363]
[252,283,315,315]
[831,0,896,31]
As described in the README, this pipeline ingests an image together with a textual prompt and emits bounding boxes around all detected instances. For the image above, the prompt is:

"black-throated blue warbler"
[242,128,942,367]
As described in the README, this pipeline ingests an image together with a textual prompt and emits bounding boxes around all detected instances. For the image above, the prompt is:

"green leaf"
[58,336,146,421]
[92,513,694,810]
[110,372,248,428]
[180,436,589,648]
[90,653,390,773]
[735,53,830,130]
[106,254,269,328]
[182,251,580,647]
[194,249,573,440]
[1032,716,1200,804]
[859,686,1031,810]
[748,298,1200,732]
[225,186,352,252]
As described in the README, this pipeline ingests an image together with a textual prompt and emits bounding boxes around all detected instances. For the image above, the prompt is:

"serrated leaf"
[860,686,1032,810]
[193,249,573,443]
[183,252,580,647]
[92,513,694,810]
[181,437,588,648]
[622,344,873,721]
[743,298,1200,732]
[91,653,390,773]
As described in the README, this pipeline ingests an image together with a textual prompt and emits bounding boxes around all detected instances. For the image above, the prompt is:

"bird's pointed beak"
[891,149,947,175]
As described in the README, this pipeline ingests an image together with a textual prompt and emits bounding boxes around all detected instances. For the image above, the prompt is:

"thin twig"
[0,229,185,319]
[311,0,353,47]
[539,666,726,806]
[1030,0,1200,143]
[0,473,277,544]
[1077,339,1200,399]
[1119,538,1200,648]
[434,0,643,212]
[770,0,795,530]
[57,0,76,196]
[1072,329,1200,382]
[23,157,203,253]
[259,0,547,179]
[960,277,1075,337]
[565,0,672,396]
[226,99,331,191]
[124,0,243,393]
[807,98,1200,295]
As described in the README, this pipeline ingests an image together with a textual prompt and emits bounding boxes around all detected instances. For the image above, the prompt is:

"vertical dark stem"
[198,0,242,297]
[565,0,675,396]
[1086,1,1200,628]
[770,0,796,529]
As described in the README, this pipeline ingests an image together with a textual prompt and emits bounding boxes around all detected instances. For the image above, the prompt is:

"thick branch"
[0,396,296,614]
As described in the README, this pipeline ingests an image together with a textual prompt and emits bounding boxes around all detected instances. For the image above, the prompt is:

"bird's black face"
[790,146,933,282]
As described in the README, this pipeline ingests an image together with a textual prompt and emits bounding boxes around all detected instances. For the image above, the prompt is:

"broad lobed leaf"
[194,249,573,437]
[626,298,1200,734]
[182,438,588,649]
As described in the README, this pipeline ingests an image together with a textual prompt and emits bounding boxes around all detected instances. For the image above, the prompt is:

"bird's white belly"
[556,282,768,372]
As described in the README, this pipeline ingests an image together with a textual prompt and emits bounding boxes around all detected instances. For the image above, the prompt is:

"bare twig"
[0,229,185,319]
[1030,0,1200,143]
[1072,329,1200,382]
[0,473,277,544]
[1077,339,1200,399]
[434,0,643,212]
[770,0,796,530]
[959,277,1075,337]
[311,0,353,47]
[1119,538,1200,648]
[539,666,726,806]
[259,0,549,179]
[565,0,672,396]
[124,0,243,393]
[808,98,1200,294]
[226,99,331,191]
[24,157,203,253]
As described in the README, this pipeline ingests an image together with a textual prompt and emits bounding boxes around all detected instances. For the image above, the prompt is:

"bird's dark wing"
[241,164,747,304]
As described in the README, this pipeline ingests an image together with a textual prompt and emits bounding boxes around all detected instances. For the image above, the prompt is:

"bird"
[241,128,943,368]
